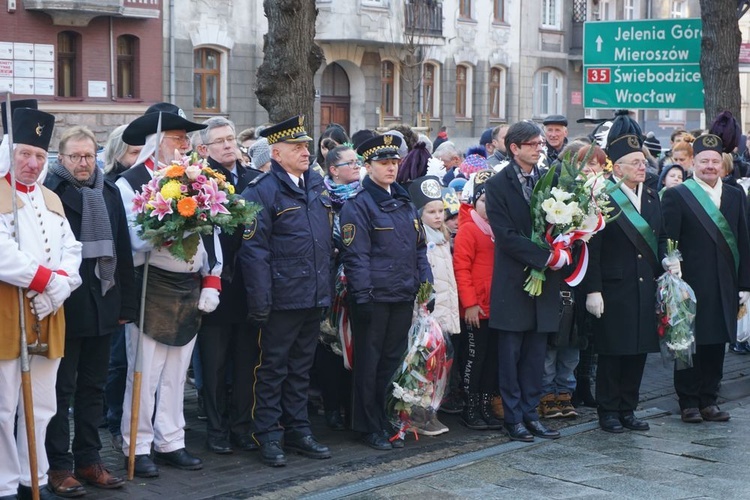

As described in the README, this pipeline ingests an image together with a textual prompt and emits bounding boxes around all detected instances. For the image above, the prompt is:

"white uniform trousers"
[0,355,60,496]
[121,323,195,455]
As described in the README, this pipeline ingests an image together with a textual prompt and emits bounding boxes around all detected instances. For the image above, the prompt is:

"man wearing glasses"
[192,117,260,455]
[44,126,136,495]
[484,121,565,443]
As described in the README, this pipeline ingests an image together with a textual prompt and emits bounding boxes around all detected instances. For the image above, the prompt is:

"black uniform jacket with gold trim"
[238,160,333,313]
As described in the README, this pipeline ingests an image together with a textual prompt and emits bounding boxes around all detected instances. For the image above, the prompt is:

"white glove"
[198,288,220,313]
[44,274,71,310]
[662,257,682,278]
[26,290,54,320]
[740,291,750,305]
[586,292,604,318]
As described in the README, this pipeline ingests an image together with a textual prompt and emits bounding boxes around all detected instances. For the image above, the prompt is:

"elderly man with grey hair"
[193,116,261,455]
[433,141,462,185]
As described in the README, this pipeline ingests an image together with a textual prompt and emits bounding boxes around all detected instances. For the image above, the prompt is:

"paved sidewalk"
[85,351,750,499]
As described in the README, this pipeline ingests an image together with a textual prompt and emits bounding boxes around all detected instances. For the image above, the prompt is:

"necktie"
[522,174,535,202]
[299,177,305,191]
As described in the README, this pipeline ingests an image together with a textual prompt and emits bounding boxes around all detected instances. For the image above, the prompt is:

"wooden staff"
[6,92,40,500]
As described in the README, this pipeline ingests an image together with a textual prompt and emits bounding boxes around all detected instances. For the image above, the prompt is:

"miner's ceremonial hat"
[13,107,54,151]
[692,134,724,156]
[123,102,206,146]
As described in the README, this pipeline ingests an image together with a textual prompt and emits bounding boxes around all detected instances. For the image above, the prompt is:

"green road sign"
[583,18,703,109]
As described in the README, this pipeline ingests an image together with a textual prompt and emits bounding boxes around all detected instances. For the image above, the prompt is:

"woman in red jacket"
[453,169,501,430]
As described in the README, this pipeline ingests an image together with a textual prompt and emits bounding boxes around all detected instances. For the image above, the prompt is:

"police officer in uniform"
[339,135,433,450]
[238,116,333,467]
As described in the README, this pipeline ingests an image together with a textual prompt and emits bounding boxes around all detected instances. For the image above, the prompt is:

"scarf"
[470,209,494,241]
[424,224,447,245]
[324,176,360,210]
[51,163,116,295]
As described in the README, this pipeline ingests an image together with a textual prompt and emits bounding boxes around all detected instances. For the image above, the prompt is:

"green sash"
[609,187,658,258]
[682,179,740,273]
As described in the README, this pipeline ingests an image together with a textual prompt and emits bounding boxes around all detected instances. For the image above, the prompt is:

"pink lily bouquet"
[524,153,617,296]
[133,152,261,261]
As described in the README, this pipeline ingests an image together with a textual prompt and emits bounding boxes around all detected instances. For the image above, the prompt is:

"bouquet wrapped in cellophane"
[524,150,619,296]
[132,152,262,261]
[319,264,353,369]
[386,282,453,441]
[655,240,697,369]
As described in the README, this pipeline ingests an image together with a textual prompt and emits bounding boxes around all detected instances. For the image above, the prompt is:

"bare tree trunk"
[256,0,324,127]
[699,0,741,120]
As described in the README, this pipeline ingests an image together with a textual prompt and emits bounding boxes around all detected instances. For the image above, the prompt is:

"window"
[361,0,387,6]
[117,35,137,99]
[671,0,687,18]
[659,109,686,123]
[456,64,473,118]
[624,0,639,20]
[381,61,395,117]
[533,68,563,117]
[599,0,615,20]
[194,48,221,112]
[493,0,504,22]
[422,63,438,118]
[57,31,79,97]
[459,0,472,19]
[489,67,506,120]
[542,0,560,29]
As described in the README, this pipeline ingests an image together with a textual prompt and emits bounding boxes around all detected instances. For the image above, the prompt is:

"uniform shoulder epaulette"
[249,172,269,186]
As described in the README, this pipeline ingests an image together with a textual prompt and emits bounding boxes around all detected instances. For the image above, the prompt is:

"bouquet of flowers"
[319,264,353,369]
[132,152,261,261]
[524,151,618,296]
[386,282,454,440]
[655,240,697,369]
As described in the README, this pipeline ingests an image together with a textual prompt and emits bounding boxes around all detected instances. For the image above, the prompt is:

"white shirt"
[695,176,722,209]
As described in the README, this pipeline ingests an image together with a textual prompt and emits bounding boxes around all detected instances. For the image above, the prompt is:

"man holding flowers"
[116,103,221,477]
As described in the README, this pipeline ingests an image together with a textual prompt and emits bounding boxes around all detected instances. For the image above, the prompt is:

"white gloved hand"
[44,274,71,310]
[662,257,682,278]
[198,288,220,313]
[586,292,604,318]
[740,291,750,305]
[26,290,54,320]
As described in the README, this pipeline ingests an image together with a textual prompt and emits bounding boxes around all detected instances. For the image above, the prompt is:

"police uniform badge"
[243,218,258,240]
[341,223,356,246]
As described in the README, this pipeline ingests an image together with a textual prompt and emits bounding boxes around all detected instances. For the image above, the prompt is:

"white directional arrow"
[596,35,603,52]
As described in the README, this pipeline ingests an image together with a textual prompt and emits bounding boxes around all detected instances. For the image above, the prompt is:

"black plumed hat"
[708,111,740,154]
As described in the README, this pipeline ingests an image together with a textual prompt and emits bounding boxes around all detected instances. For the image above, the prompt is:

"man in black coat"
[485,121,566,443]
[194,117,260,454]
[662,134,750,423]
[44,126,136,496]
[583,132,667,433]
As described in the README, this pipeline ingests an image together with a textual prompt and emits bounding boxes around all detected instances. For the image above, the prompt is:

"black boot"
[461,394,488,430]
[480,393,503,430]
[574,378,597,408]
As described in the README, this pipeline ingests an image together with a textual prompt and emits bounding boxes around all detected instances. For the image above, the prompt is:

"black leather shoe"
[284,434,331,459]
[153,448,203,470]
[524,419,561,439]
[599,414,625,433]
[504,423,534,442]
[681,407,703,423]
[362,432,392,451]
[18,485,61,500]
[620,414,650,431]
[700,405,730,422]
[259,441,286,467]
[230,433,259,451]
[325,411,345,431]
[381,429,404,448]
[729,342,747,354]
[124,455,159,478]
[206,435,233,454]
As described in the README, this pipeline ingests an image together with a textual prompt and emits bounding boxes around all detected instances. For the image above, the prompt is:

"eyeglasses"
[164,135,191,145]
[519,140,546,149]
[206,136,237,147]
[60,153,96,164]
[617,159,648,167]
[333,159,361,168]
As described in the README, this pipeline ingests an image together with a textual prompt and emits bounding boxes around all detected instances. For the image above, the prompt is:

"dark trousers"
[314,344,351,414]
[595,353,647,417]
[462,319,499,394]
[251,308,321,444]
[351,301,412,434]
[104,325,127,436]
[673,343,726,410]
[198,321,258,439]
[496,330,548,425]
[46,334,112,470]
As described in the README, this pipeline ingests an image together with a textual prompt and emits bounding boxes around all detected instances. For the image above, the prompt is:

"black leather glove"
[426,299,435,313]
[355,302,374,324]
[247,308,270,325]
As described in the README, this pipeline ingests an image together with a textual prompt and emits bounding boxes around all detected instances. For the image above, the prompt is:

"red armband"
[29,266,53,293]
[202,275,222,291]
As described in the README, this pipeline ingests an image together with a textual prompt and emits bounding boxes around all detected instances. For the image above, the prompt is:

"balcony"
[23,0,160,26]
[405,1,443,38]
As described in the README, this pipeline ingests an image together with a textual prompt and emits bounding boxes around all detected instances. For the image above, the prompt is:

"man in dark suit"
[194,117,261,454]
[583,131,667,434]
[662,134,750,423]
[484,121,566,442]
[45,125,136,495]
